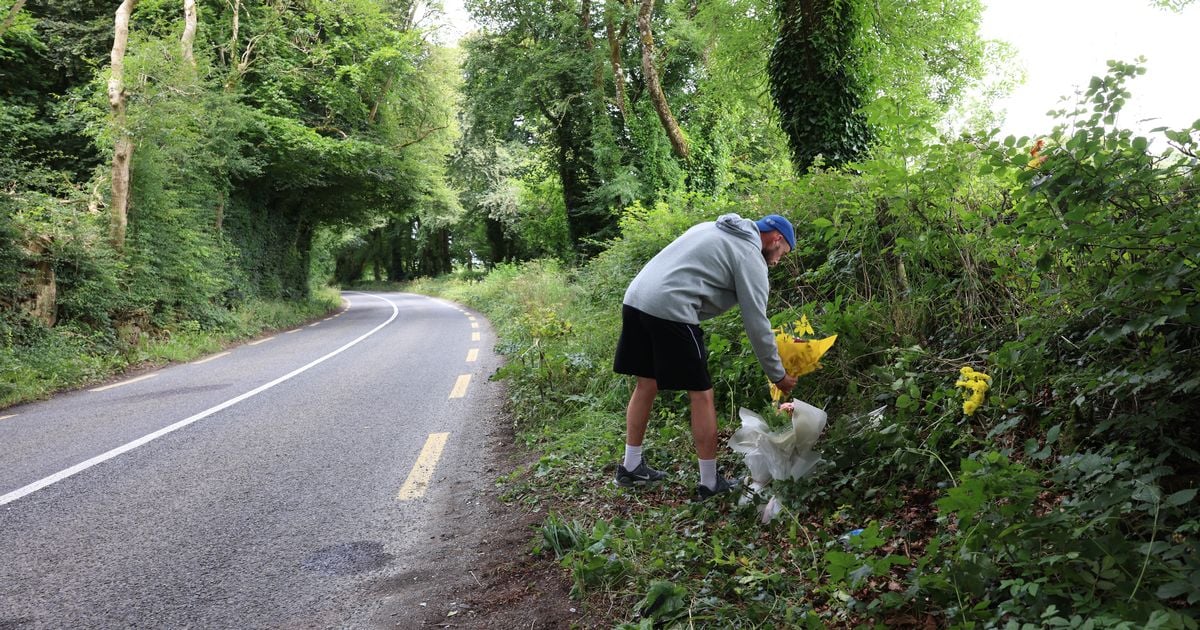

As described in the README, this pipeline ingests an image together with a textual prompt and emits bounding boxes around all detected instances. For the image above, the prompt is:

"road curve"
[0,292,506,628]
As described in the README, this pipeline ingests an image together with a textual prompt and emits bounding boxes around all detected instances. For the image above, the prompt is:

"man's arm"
[732,255,788,384]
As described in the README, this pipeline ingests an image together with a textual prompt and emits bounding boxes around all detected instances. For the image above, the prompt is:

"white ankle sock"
[623,444,643,470]
[699,459,717,490]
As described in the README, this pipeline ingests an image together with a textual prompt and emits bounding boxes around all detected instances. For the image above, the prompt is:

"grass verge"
[0,286,342,409]
[407,260,1199,629]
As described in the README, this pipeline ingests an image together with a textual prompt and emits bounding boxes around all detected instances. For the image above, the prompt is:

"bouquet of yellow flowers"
[769,315,837,401]
[956,366,991,416]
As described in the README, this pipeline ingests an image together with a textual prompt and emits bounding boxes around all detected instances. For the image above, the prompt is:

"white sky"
[982,0,1200,136]
[433,0,1200,137]
[434,0,475,45]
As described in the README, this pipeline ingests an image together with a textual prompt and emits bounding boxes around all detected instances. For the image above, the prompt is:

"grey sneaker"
[695,474,742,500]
[615,461,666,487]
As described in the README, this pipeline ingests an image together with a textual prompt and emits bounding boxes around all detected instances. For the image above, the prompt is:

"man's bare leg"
[622,377,659,471]
[687,389,718,459]
[689,389,721,490]
[625,376,658,447]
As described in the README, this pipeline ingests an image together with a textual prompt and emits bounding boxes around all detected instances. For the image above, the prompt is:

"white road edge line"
[192,351,231,365]
[0,292,398,507]
[90,374,157,392]
[0,414,15,421]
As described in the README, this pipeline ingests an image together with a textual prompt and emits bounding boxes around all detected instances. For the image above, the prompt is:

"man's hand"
[774,374,797,395]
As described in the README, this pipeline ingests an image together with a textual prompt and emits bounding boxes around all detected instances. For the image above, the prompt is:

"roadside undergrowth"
[408,70,1198,628]
[0,287,342,409]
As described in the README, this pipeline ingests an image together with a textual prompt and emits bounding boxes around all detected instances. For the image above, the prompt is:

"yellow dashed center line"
[471,332,480,341]
[398,432,450,500]
[248,336,275,346]
[90,373,157,392]
[466,348,479,362]
[468,316,476,321]
[470,322,479,329]
[449,374,472,399]
[192,351,231,365]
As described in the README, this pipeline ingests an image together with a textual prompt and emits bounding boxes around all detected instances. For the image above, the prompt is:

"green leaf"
[1132,484,1161,503]
[1165,488,1197,507]
[1046,423,1062,445]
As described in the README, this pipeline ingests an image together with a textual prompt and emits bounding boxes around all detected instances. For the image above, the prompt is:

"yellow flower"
[956,366,991,416]
[796,315,815,336]
[1027,139,1048,169]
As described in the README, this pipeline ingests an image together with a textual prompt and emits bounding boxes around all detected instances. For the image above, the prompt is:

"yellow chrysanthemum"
[956,366,991,416]
[796,315,815,337]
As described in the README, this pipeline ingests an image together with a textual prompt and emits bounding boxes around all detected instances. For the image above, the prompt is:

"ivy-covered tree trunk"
[284,220,314,299]
[553,107,605,255]
[107,0,137,250]
[768,0,873,172]
[484,216,514,265]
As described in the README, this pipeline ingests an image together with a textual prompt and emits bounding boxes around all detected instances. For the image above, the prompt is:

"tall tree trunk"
[769,0,872,172]
[108,0,138,251]
[181,0,197,66]
[0,0,27,40]
[637,0,688,159]
[229,0,239,59]
[24,236,56,327]
[368,76,392,124]
[226,0,240,88]
[581,0,603,91]
[224,0,259,92]
[604,9,628,122]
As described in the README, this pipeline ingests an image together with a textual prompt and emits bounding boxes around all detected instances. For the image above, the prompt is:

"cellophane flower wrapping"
[729,399,827,486]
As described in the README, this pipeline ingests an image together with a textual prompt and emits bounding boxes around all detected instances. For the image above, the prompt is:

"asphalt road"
[0,292,507,629]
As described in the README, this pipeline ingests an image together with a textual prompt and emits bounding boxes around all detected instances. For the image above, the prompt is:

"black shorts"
[613,305,712,391]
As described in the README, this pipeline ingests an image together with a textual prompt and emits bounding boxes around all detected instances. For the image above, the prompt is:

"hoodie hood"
[715,213,761,244]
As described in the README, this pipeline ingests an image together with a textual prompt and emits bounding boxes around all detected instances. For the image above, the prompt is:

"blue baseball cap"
[755,214,795,251]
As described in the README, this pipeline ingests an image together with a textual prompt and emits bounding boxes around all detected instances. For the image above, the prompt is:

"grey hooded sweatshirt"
[623,213,786,383]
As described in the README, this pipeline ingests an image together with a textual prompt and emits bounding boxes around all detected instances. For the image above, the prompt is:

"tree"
[637,0,687,160]
[768,0,989,172]
[462,0,611,254]
[181,0,196,66]
[0,0,28,40]
[107,0,137,250]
